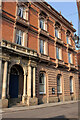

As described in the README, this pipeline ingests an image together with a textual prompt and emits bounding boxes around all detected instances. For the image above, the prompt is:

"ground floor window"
[57,75,62,94]
[70,77,73,93]
[39,73,46,94]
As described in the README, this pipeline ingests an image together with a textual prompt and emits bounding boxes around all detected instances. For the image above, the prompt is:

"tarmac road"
[2,102,79,119]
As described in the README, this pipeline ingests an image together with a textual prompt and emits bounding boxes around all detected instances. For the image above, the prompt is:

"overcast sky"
[45,1,78,34]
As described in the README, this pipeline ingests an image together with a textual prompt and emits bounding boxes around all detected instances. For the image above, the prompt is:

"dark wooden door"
[9,74,19,98]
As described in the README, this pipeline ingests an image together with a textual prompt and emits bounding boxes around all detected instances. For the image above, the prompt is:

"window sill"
[57,92,62,95]
[70,92,74,94]
[39,92,46,95]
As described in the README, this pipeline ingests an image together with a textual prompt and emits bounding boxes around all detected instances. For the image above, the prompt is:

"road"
[2,102,79,119]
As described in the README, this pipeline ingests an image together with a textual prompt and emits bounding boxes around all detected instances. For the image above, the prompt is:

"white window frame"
[57,75,62,94]
[39,73,46,94]
[55,28,59,38]
[18,6,26,19]
[16,29,24,46]
[66,35,71,45]
[40,40,45,54]
[40,19,46,31]
[56,47,62,60]
[70,77,73,93]
[68,53,73,64]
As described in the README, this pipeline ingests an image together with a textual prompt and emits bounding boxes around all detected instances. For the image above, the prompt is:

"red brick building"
[0,1,79,108]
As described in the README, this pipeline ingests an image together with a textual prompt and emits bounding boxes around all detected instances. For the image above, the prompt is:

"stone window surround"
[55,22,61,39]
[56,45,62,60]
[66,30,72,45]
[39,10,48,32]
[16,3,29,21]
[39,39,48,56]
[13,25,28,47]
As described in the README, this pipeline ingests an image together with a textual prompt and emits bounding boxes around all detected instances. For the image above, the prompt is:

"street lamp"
[73,34,80,48]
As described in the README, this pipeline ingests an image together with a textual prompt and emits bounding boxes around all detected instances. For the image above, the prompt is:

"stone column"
[22,68,27,104]
[7,73,10,98]
[33,67,36,97]
[27,65,31,98]
[2,61,8,99]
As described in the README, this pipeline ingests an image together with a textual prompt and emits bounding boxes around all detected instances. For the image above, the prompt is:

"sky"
[45,0,79,35]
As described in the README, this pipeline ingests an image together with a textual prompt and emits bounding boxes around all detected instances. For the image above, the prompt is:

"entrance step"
[8,98,27,108]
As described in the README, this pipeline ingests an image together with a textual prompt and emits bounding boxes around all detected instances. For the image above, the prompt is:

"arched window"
[57,75,62,93]
[39,73,46,94]
[70,77,73,93]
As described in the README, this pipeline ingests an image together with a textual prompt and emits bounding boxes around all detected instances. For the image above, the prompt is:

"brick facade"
[0,1,79,108]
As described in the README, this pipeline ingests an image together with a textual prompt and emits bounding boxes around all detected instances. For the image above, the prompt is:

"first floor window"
[40,40,44,54]
[39,73,46,94]
[66,36,69,44]
[68,53,72,64]
[57,75,62,93]
[70,77,73,93]
[56,47,62,60]
[16,30,23,45]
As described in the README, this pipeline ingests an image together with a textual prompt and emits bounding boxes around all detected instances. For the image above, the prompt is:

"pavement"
[1,100,78,114]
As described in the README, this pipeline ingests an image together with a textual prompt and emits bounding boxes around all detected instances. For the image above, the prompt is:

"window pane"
[57,76,61,93]
[40,19,44,29]
[55,29,58,38]
[39,73,45,93]
[56,47,59,59]
[16,30,23,45]
[40,40,44,54]
[68,53,71,63]
[66,36,69,44]
[39,84,44,92]
[18,7,24,18]
[70,78,73,92]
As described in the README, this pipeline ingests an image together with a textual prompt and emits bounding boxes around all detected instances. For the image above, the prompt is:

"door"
[9,74,19,98]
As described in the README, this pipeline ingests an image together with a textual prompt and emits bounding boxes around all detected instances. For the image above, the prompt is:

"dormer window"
[18,6,26,19]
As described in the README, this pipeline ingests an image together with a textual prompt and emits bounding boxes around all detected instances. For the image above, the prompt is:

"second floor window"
[40,19,45,30]
[66,36,71,45]
[40,40,44,54]
[55,28,59,38]
[56,47,62,60]
[16,30,23,45]
[18,6,25,19]
[68,53,72,64]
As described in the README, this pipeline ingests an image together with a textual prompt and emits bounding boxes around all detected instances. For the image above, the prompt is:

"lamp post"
[73,34,80,48]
